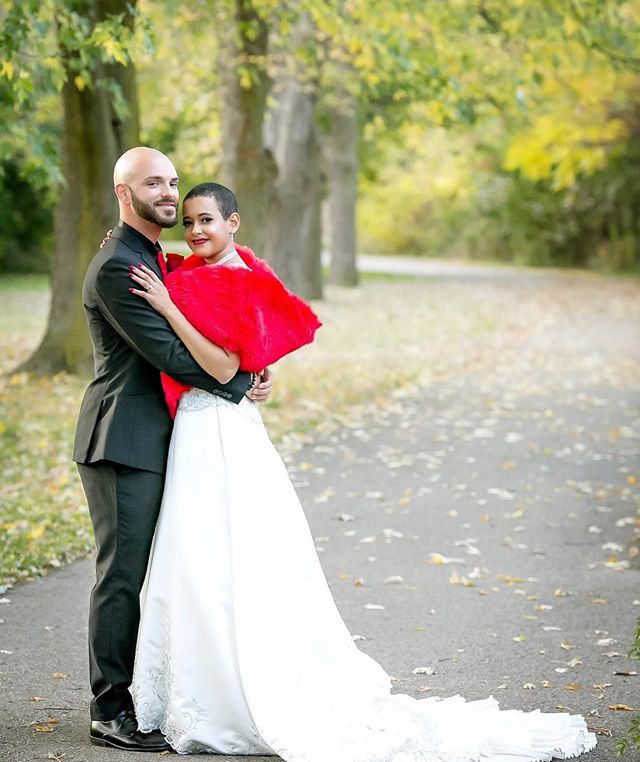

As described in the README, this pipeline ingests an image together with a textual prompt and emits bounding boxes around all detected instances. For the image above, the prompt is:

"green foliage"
[357,1,640,271]
[0,0,143,190]
[0,160,54,272]
[0,0,147,268]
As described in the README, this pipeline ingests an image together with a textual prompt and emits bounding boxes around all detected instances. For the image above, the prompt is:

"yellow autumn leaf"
[0,60,14,80]
[29,525,45,541]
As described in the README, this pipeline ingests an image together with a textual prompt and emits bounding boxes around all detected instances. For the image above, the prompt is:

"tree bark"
[320,90,359,286]
[264,16,323,300]
[22,0,139,375]
[219,0,276,254]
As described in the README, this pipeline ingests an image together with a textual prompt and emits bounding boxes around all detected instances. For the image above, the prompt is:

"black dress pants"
[77,461,165,721]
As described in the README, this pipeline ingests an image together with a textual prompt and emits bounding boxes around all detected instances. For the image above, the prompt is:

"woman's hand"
[129,263,176,318]
[100,229,113,249]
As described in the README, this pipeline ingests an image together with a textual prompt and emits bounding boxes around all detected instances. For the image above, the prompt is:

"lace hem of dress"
[133,657,597,762]
[132,653,267,755]
[132,616,596,761]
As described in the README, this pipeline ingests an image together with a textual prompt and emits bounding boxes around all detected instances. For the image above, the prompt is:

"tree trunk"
[320,90,359,286]
[219,0,276,254]
[22,0,139,375]
[264,16,322,300]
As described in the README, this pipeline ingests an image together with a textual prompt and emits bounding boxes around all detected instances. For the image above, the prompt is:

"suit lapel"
[111,224,164,280]
[140,248,163,280]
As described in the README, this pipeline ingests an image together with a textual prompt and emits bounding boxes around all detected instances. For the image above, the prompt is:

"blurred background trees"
[1,0,640,371]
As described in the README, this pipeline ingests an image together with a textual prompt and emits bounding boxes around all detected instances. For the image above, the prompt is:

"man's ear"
[115,183,130,204]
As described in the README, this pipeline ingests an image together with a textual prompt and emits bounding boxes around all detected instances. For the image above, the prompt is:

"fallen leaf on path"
[449,571,476,587]
[589,727,612,737]
[427,552,465,565]
[609,704,635,711]
[497,575,524,585]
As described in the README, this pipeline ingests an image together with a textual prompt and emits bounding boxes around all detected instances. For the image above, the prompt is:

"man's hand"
[247,367,274,403]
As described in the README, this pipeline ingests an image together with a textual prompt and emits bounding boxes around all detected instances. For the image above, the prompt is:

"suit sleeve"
[94,254,252,403]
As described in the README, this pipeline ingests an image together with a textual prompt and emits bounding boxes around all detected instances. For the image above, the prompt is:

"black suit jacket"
[73,221,252,473]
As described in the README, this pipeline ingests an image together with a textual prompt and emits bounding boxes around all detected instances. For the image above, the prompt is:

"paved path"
[351,253,554,280]
[1,264,639,762]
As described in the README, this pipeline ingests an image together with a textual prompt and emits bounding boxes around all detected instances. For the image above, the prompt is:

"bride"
[127,182,596,761]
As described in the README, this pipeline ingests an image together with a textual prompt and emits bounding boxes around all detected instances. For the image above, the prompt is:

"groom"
[73,147,273,751]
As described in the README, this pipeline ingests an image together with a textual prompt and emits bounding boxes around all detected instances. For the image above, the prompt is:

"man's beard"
[129,188,177,228]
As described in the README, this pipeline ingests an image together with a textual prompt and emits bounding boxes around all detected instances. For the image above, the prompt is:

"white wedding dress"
[131,388,597,761]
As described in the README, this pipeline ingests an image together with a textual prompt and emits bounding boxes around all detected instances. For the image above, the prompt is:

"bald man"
[73,147,273,751]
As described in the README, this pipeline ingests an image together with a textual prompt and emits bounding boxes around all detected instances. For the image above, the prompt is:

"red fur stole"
[161,244,322,417]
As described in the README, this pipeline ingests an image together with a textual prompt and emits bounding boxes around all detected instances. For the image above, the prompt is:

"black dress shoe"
[90,708,171,752]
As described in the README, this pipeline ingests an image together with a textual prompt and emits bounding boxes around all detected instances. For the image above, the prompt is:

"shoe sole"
[89,735,170,752]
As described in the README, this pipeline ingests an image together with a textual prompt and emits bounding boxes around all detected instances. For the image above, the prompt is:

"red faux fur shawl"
[161,244,321,417]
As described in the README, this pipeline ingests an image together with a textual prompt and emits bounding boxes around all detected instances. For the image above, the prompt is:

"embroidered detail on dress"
[131,619,211,753]
[178,388,264,426]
